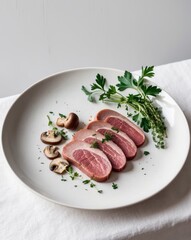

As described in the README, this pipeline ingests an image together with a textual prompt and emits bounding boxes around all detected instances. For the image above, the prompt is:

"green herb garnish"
[61,175,67,181]
[83,179,103,193]
[83,179,91,184]
[102,132,113,143]
[111,127,119,133]
[66,166,81,180]
[144,151,150,156]
[47,115,68,140]
[90,141,99,149]
[47,115,53,126]
[82,66,167,148]
[59,113,66,118]
[112,183,118,189]
[90,182,96,188]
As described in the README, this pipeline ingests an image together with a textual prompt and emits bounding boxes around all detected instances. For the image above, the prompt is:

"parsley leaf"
[91,74,106,90]
[116,71,136,91]
[141,85,162,97]
[141,66,155,78]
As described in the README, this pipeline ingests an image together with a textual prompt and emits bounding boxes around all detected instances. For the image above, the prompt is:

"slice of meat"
[96,109,145,146]
[73,129,126,171]
[63,140,112,182]
[87,121,137,160]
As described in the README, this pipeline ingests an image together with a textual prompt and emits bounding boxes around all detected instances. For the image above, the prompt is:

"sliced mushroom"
[56,117,65,127]
[40,130,62,144]
[56,112,79,130]
[49,158,69,174]
[43,145,60,159]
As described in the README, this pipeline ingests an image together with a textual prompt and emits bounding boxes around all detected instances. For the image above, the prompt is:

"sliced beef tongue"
[73,129,127,171]
[63,140,112,182]
[87,121,137,160]
[96,109,145,147]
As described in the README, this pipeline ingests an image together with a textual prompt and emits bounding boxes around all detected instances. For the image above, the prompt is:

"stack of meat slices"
[63,109,145,182]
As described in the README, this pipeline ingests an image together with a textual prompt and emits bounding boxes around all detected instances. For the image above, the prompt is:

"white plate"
[2,68,190,210]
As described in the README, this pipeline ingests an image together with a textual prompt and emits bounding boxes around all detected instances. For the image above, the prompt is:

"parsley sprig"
[82,66,167,148]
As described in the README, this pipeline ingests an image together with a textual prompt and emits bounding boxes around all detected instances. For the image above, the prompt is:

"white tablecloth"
[1,60,191,240]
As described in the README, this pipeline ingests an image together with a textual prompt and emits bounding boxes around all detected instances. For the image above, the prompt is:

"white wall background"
[0,0,191,97]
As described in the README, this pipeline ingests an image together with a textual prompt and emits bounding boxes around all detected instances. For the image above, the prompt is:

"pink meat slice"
[87,121,137,160]
[96,109,145,146]
[63,140,112,182]
[73,129,126,171]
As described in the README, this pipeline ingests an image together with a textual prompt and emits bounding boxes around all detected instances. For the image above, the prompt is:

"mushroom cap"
[64,112,79,130]
[49,157,69,174]
[40,130,62,144]
[43,145,60,159]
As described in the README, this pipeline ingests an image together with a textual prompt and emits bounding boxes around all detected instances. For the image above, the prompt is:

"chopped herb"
[58,129,68,140]
[61,175,67,181]
[83,179,91,184]
[102,132,113,143]
[82,66,167,148]
[82,179,102,192]
[59,113,66,118]
[111,127,119,133]
[144,151,150,156]
[66,166,81,180]
[90,183,96,188]
[70,172,79,180]
[61,178,67,181]
[67,165,73,174]
[112,183,118,190]
[98,190,103,194]
[74,172,80,177]
[90,141,99,149]
[49,111,54,115]
[65,167,102,194]
[92,133,97,136]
